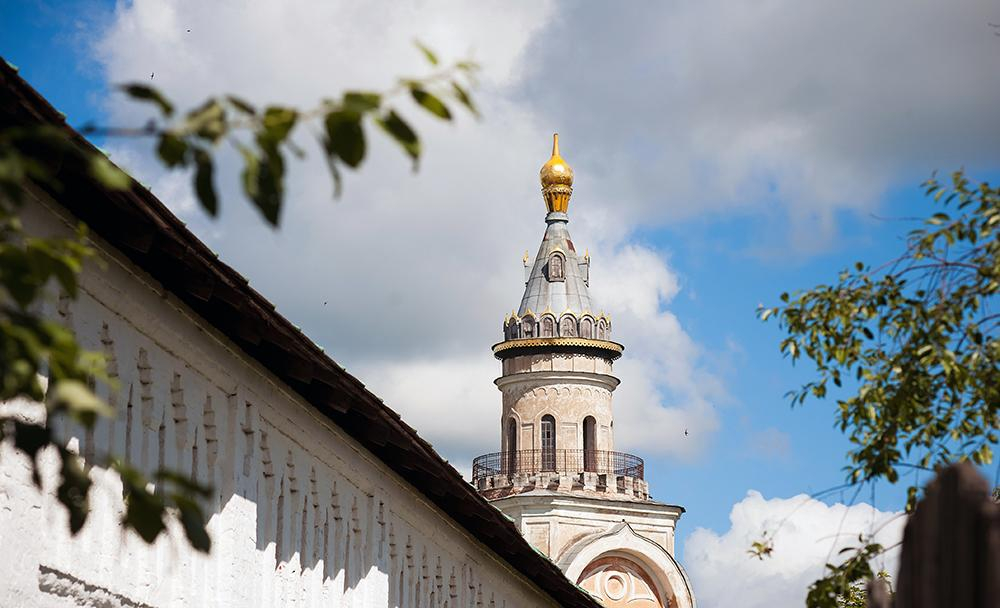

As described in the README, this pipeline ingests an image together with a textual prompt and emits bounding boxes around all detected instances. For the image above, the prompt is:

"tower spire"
[539,133,574,214]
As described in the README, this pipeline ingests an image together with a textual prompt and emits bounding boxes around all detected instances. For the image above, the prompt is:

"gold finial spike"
[540,133,574,214]
[523,250,530,265]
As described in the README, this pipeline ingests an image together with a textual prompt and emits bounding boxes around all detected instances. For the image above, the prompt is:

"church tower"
[473,135,697,608]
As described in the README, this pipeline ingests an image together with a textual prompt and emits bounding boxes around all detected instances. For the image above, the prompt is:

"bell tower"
[473,135,697,608]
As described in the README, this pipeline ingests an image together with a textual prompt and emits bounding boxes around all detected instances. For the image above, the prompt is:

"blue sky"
[5,2,999,604]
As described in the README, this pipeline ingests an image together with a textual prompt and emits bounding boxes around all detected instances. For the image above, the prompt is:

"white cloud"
[88,0,727,468]
[520,0,1000,241]
[85,0,1000,470]
[354,355,500,459]
[587,244,722,458]
[685,492,906,608]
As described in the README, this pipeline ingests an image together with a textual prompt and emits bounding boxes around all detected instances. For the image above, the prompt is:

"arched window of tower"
[580,317,594,339]
[540,415,556,471]
[506,418,518,474]
[583,416,597,472]
[597,319,608,340]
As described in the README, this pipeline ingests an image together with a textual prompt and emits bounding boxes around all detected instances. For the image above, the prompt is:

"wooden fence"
[867,462,999,608]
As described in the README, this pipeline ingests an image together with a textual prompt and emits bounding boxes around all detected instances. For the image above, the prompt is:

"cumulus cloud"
[85,0,1000,470]
[685,492,906,608]
[354,355,500,459]
[587,244,722,457]
[520,0,1000,242]
[88,0,728,468]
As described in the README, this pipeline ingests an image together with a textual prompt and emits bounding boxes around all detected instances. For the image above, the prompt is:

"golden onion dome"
[540,133,574,214]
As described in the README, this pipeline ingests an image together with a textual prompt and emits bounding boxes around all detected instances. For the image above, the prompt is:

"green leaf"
[410,88,452,120]
[156,133,188,168]
[57,450,92,534]
[325,156,343,199]
[184,99,227,143]
[89,155,131,190]
[226,95,256,116]
[119,84,174,117]
[261,106,298,144]
[124,487,167,543]
[414,40,439,65]
[343,92,382,113]
[324,111,366,168]
[376,110,420,165]
[49,379,115,426]
[239,145,260,200]
[192,148,218,217]
[174,494,211,552]
[12,421,50,486]
[451,81,479,117]
[240,143,283,226]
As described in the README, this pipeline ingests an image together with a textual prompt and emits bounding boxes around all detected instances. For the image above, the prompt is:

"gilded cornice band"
[492,337,624,359]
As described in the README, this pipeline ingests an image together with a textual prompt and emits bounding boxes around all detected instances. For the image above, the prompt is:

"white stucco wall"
[490,494,696,608]
[492,492,682,560]
[0,196,563,608]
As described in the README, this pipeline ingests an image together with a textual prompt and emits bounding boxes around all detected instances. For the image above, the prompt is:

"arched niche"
[559,314,578,337]
[540,315,556,338]
[548,251,566,282]
[521,315,536,338]
[505,318,520,340]
[558,523,695,608]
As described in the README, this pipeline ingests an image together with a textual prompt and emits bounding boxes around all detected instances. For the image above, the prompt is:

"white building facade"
[473,136,697,608]
[0,65,602,608]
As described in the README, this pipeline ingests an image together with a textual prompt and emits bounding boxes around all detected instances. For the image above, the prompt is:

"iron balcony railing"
[471,449,644,483]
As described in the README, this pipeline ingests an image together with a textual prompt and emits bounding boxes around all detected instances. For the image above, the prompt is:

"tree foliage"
[88,49,478,225]
[0,46,477,552]
[833,569,893,608]
[761,171,999,494]
[0,149,213,549]
[759,171,999,607]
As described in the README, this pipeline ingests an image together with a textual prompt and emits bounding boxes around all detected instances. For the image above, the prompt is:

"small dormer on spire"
[540,133,574,215]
